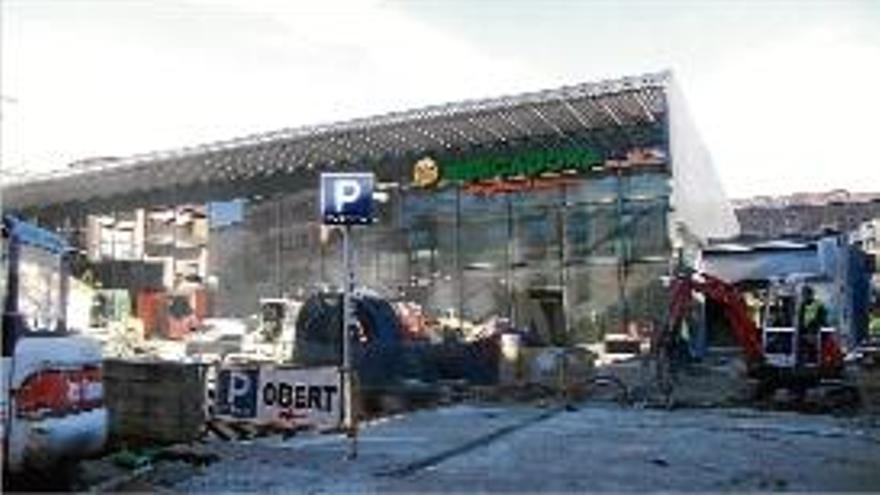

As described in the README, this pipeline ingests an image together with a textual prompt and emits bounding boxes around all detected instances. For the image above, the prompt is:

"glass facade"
[210,167,673,346]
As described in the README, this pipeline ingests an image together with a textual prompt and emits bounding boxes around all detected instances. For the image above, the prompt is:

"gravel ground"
[145,403,880,493]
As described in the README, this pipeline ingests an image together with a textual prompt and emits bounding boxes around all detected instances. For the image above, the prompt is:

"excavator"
[659,268,857,405]
[2,215,107,479]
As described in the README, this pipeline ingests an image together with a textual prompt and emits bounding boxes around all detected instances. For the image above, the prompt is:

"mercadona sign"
[215,365,342,429]
[441,145,603,183]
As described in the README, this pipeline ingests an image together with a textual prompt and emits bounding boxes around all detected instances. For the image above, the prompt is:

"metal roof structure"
[700,238,829,285]
[704,240,815,254]
[3,71,671,214]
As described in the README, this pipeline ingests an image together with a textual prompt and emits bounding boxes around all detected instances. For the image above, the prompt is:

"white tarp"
[666,76,740,243]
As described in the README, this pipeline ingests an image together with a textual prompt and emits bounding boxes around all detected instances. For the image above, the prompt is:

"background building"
[83,205,209,290]
[733,190,880,241]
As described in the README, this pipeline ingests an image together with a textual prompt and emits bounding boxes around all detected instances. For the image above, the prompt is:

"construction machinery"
[2,216,107,477]
[660,268,855,403]
[240,298,301,362]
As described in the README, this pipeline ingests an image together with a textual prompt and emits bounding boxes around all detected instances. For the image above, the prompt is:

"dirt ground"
[63,350,880,493]
[100,403,878,493]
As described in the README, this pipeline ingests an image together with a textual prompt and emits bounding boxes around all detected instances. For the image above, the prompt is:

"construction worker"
[870,290,880,340]
[797,285,827,365]
[870,312,880,340]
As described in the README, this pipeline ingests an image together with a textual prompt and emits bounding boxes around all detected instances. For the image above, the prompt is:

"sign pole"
[320,171,372,460]
[342,224,358,459]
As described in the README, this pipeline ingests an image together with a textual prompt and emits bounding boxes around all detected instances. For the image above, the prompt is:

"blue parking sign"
[216,368,259,418]
[320,173,374,225]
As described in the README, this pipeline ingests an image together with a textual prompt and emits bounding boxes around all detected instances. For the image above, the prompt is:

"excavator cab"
[761,283,799,368]
[663,269,848,403]
[760,277,842,373]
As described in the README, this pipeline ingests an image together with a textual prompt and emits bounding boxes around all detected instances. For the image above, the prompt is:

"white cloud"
[1,0,543,174]
[688,25,880,197]
[4,1,878,200]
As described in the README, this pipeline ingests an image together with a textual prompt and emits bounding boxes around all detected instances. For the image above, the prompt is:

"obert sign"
[320,172,375,225]
[215,365,342,428]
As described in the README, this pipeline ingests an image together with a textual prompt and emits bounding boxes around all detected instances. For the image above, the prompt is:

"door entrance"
[517,286,566,345]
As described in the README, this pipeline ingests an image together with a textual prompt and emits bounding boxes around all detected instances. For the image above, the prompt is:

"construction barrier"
[213,364,342,431]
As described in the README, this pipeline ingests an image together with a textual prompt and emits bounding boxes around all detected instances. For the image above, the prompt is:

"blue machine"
[293,292,499,399]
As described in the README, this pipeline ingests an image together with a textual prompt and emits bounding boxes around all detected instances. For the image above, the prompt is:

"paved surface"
[164,404,880,493]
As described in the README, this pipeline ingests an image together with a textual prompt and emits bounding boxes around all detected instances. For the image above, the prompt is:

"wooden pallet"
[201,419,312,442]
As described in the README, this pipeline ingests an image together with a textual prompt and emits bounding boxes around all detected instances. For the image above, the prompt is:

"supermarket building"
[3,70,739,344]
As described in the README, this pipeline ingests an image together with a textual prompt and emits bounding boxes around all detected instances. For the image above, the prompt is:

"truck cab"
[2,216,107,474]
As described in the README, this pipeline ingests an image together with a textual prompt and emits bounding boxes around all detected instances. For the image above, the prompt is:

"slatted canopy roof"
[3,71,671,214]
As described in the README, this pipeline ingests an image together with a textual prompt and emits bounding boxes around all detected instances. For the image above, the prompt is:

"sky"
[1,0,879,198]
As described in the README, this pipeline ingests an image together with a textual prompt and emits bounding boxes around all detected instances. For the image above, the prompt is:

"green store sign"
[442,146,603,183]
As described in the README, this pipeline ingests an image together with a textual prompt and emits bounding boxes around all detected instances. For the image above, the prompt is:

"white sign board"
[216,365,342,429]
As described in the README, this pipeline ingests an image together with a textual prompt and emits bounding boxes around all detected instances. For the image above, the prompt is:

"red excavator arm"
[667,271,764,366]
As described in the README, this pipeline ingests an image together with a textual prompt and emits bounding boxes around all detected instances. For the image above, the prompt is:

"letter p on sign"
[334,179,361,213]
[321,172,374,225]
[228,371,252,405]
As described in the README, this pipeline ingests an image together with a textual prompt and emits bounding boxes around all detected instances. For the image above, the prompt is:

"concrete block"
[103,359,207,446]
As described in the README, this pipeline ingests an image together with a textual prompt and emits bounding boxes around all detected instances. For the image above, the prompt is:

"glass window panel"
[400,187,459,320]
[566,262,620,345]
[566,175,619,204]
[622,199,670,260]
[512,189,562,266]
[18,245,63,332]
[622,261,669,333]
[623,172,671,199]
[459,192,511,323]
[566,204,618,259]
